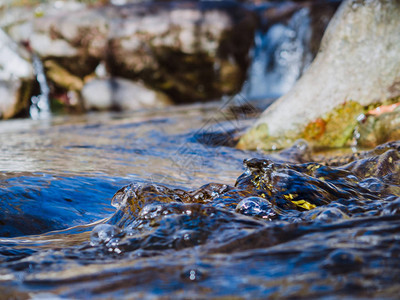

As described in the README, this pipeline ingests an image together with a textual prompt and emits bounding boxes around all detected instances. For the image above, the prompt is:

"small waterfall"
[245,8,313,100]
[30,55,51,120]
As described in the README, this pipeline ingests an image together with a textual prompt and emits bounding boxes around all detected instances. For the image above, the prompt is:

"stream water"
[1,96,400,299]
[2,1,400,298]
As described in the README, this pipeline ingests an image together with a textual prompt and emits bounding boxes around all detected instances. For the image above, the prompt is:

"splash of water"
[30,54,51,120]
[245,8,313,99]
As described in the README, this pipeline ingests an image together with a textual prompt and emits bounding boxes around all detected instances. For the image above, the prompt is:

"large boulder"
[238,0,400,150]
[0,29,34,119]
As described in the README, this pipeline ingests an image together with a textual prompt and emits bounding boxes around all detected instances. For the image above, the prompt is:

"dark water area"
[1,98,400,299]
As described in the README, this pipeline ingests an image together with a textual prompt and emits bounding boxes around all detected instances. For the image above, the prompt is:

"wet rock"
[108,183,190,226]
[105,141,400,236]
[82,78,173,111]
[239,0,400,150]
[354,105,400,148]
[0,29,34,119]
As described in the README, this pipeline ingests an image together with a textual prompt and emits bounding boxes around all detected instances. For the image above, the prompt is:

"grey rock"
[7,1,256,104]
[0,29,33,119]
[82,78,173,111]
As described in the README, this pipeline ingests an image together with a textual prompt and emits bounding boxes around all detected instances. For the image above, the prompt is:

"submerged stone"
[105,140,400,242]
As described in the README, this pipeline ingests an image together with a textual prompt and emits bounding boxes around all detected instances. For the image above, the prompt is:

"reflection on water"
[1,102,260,181]
[1,101,400,299]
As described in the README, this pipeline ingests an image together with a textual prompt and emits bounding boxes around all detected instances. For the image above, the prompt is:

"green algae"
[238,122,301,151]
[302,100,364,149]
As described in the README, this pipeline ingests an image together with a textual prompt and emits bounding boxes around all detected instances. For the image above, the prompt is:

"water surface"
[1,100,400,299]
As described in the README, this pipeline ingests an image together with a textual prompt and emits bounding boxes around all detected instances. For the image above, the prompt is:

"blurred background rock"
[0,0,339,118]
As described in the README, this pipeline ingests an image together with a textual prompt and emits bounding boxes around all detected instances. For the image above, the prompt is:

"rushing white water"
[30,54,51,120]
[245,8,313,99]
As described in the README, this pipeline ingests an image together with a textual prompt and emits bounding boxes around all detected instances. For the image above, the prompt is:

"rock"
[7,1,256,105]
[81,77,173,111]
[106,1,256,103]
[238,0,400,150]
[0,29,34,119]
[44,60,84,92]
[355,104,400,148]
[31,6,108,77]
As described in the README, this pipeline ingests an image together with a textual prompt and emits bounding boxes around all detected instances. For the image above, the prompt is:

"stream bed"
[1,99,400,299]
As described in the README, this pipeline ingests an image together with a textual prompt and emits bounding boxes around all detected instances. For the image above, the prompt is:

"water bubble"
[90,224,122,246]
[305,207,350,223]
[180,267,206,282]
[139,203,164,219]
[321,249,363,274]
[236,197,277,220]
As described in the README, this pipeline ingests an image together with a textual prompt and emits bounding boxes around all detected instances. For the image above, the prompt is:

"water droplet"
[322,249,363,273]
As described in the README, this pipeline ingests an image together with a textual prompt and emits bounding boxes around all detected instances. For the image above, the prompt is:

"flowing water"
[29,55,51,121]
[1,95,400,299]
[245,7,313,99]
[2,1,400,298]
